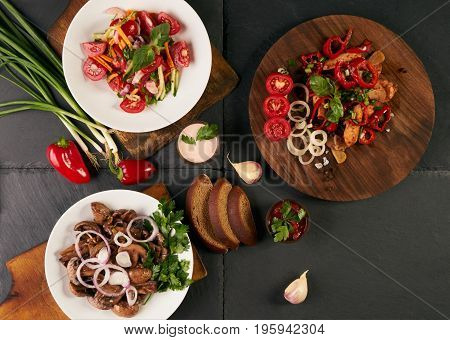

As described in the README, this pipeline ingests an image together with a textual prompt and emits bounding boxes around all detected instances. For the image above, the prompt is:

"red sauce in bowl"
[266,200,309,242]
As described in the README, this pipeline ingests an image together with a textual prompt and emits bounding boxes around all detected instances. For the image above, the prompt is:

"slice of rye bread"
[208,178,240,249]
[186,174,228,253]
[227,186,258,246]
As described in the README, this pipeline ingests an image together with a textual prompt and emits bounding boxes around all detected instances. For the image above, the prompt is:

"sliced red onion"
[76,258,109,289]
[132,70,145,85]
[97,247,109,265]
[126,286,138,306]
[113,30,120,44]
[126,216,159,243]
[105,7,126,19]
[119,83,130,97]
[114,232,132,248]
[93,264,129,297]
[75,230,110,268]
[145,80,158,94]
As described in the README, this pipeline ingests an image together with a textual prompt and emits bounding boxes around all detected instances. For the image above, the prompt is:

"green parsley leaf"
[128,44,155,77]
[273,224,290,242]
[181,134,196,145]
[327,96,344,123]
[281,201,292,219]
[150,23,170,47]
[297,208,306,221]
[309,75,334,97]
[196,123,219,141]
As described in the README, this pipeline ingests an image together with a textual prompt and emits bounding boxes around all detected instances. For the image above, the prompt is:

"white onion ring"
[287,134,309,156]
[126,286,138,306]
[93,264,129,297]
[299,153,315,165]
[105,7,126,18]
[310,129,328,147]
[293,83,309,102]
[114,232,132,248]
[288,100,310,122]
[309,143,326,157]
[126,216,159,243]
[75,230,111,268]
[76,258,109,289]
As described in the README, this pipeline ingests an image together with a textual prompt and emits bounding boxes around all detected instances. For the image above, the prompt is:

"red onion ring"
[76,258,110,289]
[126,216,159,243]
[93,264,129,297]
[75,230,111,268]
[126,286,138,306]
[113,232,132,248]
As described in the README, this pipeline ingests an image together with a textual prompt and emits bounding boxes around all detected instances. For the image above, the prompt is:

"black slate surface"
[0,0,449,320]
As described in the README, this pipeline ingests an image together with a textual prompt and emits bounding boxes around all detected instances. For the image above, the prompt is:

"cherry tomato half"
[141,55,163,73]
[157,12,181,35]
[108,75,124,92]
[82,58,106,81]
[137,11,155,37]
[121,19,139,37]
[263,117,291,142]
[171,41,190,68]
[120,96,146,114]
[81,42,107,57]
[265,72,294,96]
[263,95,290,118]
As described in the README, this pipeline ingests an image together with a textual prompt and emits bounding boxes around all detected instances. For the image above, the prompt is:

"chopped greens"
[180,123,219,145]
[181,134,196,145]
[270,201,307,242]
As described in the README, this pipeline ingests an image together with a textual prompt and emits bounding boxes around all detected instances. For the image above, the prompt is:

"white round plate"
[45,190,193,320]
[63,0,212,133]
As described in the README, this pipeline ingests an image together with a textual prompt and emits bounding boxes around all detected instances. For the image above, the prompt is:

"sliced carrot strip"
[100,54,113,63]
[93,56,112,72]
[130,88,139,95]
[116,27,132,48]
[107,73,119,82]
[164,42,175,69]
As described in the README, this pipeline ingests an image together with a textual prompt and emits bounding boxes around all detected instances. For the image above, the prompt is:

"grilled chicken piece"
[323,53,362,70]
[343,123,360,147]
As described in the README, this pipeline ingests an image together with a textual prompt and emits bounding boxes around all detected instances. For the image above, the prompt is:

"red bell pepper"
[300,51,324,74]
[334,60,357,89]
[46,138,90,184]
[358,127,376,144]
[322,28,353,59]
[325,122,338,132]
[346,39,372,54]
[350,58,378,89]
[368,105,392,131]
[310,96,330,129]
[117,159,156,185]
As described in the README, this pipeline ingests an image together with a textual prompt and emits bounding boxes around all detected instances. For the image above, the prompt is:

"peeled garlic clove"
[284,270,309,304]
[227,153,262,184]
[108,271,129,286]
[96,247,109,265]
[116,251,132,268]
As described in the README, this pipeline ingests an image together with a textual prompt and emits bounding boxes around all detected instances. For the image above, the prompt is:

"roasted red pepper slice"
[358,127,376,144]
[350,58,379,89]
[117,159,156,185]
[300,51,324,74]
[325,122,338,132]
[368,105,392,131]
[46,138,90,184]
[346,39,372,54]
[334,60,357,89]
[322,28,353,59]
[310,96,331,130]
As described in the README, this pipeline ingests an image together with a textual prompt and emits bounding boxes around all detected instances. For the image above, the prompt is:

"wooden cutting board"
[249,15,435,201]
[0,183,207,320]
[48,0,238,159]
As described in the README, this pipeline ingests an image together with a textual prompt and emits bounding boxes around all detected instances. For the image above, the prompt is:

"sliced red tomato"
[82,58,106,81]
[121,19,139,37]
[263,95,290,118]
[171,41,190,68]
[264,117,291,142]
[81,42,107,57]
[137,11,155,37]
[108,75,124,92]
[157,12,181,35]
[120,96,146,113]
[265,73,294,96]
[141,55,163,73]
[110,18,120,26]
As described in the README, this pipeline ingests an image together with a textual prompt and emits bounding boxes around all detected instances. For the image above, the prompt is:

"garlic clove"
[116,251,132,268]
[284,270,309,304]
[97,247,109,264]
[108,271,129,286]
[227,153,262,184]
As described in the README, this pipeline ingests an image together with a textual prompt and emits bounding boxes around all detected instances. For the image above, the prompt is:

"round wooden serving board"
[249,15,435,201]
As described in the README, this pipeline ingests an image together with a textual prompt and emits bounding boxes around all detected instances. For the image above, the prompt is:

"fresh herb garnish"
[181,134,196,145]
[327,96,344,123]
[180,123,219,145]
[270,201,307,242]
[153,254,193,292]
[310,75,344,123]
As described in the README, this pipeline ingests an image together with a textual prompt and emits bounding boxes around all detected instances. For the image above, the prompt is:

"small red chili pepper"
[310,96,330,129]
[300,51,324,74]
[46,137,91,184]
[346,39,372,54]
[359,127,376,144]
[350,57,379,89]
[368,105,392,131]
[117,159,156,185]
[322,28,353,59]
[334,60,357,89]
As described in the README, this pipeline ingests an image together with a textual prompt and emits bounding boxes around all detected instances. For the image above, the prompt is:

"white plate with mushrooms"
[45,189,193,320]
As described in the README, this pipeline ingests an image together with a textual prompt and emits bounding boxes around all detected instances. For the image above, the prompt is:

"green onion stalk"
[0,0,119,167]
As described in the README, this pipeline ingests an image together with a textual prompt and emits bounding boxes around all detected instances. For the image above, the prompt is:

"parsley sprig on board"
[270,201,306,242]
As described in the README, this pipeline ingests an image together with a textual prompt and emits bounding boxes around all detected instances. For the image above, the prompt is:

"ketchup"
[267,200,309,241]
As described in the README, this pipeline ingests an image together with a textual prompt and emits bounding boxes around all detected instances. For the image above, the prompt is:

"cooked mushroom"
[59,243,88,263]
[87,284,123,310]
[118,244,147,267]
[135,281,157,295]
[67,257,80,285]
[112,209,137,223]
[91,202,111,224]
[112,301,140,318]
[128,267,152,284]
[89,241,107,258]
[69,281,91,297]
[74,220,101,233]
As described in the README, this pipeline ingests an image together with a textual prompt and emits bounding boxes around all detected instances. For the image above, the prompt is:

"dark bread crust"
[227,186,258,246]
[186,174,228,253]
[208,178,240,249]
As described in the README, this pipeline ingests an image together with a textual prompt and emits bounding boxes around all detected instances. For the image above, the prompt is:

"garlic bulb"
[284,270,309,304]
[227,153,262,184]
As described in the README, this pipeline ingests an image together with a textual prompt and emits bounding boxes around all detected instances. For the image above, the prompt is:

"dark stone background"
[0,0,449,319]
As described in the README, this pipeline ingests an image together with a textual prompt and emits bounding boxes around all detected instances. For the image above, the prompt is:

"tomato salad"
[81,8,191,114]
[261,29,397,165]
